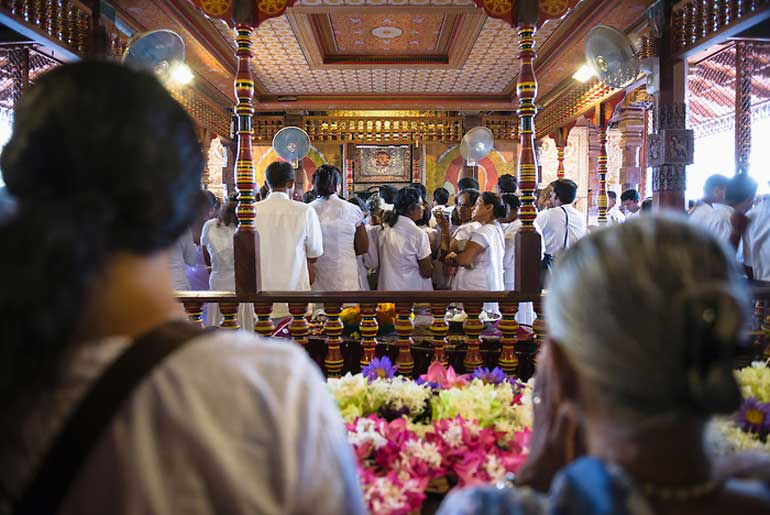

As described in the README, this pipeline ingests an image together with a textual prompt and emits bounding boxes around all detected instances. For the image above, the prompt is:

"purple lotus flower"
[472,366,508,385]
[362,356,398,380]
[736,397,770,436]
[415,377,440,389]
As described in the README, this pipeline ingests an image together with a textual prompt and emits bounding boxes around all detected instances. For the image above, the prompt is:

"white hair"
[545,213,748,425]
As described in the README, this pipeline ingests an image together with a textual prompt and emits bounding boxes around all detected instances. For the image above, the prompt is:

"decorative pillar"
[617,104,646,191]
[219,302,240,330]
[394,302,415,376]
[551,123,574,179]
[514,20,543,293]
[288,303,310,347]
[596,103,609,225]
[498,302,519,376]
[182,301,205,328]
[649,4,693,210]
[735,41,754,175]
[462,302,484,372]
[429,303,449,367]
[323,303,345,377]
[233,24,262,294]
[254,303,274,337]
[359,303,379,369]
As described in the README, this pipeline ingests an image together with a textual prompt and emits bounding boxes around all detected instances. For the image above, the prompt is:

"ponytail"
[312,164,341,198]
[481,191,507,219]
[385,187,421,227]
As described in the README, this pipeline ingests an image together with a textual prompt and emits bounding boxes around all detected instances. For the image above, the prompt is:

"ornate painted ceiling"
[110,0,649,116]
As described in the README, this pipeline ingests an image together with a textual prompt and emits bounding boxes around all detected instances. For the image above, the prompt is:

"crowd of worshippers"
[4,63,770,515]
[169,161,769,326]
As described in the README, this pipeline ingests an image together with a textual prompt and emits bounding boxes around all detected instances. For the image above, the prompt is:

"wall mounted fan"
[272,126,310,169]
[584,25,640,89]
[459,126,494,167]
[121,30,192,86]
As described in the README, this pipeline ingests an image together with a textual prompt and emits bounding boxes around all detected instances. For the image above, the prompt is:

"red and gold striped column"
[462,302,484,372]
[324,303,345,377]
[498,302,519,376]
[429,303,449,367]
[395,302,415,376]
[597,104,608,225]
[516,23,538,234]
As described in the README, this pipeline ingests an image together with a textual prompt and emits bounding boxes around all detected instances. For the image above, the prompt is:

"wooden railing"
[176,290,544,379]
[177,283,770,378]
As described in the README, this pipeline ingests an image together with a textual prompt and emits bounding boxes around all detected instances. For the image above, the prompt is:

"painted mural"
[424,141,516,199]
[252,143,342,191]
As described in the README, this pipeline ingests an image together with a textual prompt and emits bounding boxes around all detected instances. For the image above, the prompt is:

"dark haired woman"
[0,63,363,514]
[201,195,254,330]
[377,187,433,290]
[500,193,522,292]
[446,192,506,310]
[309,164,368,291]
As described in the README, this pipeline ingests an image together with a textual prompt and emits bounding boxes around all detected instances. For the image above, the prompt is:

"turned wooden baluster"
[288,303,309,347]
[532,296,546,367]
[462,302,483,372]
[254,303,275,338]
[183,301,205,328]
[359,303,379,369]
[394,302,415,376]
[219,302,240,330]
[429,303,449,366]
[498,302,519,376]
[324,303,345,377]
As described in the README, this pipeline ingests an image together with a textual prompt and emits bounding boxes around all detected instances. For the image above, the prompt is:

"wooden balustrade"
[175,285,770,377]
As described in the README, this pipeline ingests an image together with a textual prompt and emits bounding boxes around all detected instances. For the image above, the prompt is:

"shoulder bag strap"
[561,206,569,249]
[14,320,208,515]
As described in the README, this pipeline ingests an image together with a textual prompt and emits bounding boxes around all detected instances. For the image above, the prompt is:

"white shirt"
[168,229,197,290]
[689,201,716,224]
[502,219,522,291]
[201,220,235,290]
[310,194,365,291]
[743,200,770,281]
[452,220,482,251]
[253,192,323,316]
[377,215,433,291]
[2,330,365,515]
[700,203,735,244]
[429,205,453,229]
[453,222,506,292]
[607,204,626,224]
[534,204,587,258]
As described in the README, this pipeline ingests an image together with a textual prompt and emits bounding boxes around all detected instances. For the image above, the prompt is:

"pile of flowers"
[328,357,533,514]
[340,303,399,336]
[712,360,770,453]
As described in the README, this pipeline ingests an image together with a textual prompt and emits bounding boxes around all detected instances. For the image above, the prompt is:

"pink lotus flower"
[419,361,470,389]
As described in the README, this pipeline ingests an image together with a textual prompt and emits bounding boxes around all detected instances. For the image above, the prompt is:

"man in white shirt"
[535,179,587,261]
[689,173,729,223]
[701,173,757,252]
[620,189,641,218]
[253,161,323,317]
[606,190,626,224]
[743,192,770,281]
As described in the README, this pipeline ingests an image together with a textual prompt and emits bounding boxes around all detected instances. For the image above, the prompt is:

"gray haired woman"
[438,215,770,515]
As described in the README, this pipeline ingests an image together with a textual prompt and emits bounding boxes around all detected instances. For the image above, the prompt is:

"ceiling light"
[168,62,194,86]
[573,63,595,83]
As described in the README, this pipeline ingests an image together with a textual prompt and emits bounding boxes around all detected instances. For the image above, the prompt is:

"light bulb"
[168,62,194,86]
[572,63,596,83]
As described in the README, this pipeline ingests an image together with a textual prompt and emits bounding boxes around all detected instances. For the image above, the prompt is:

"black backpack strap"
[14,320,209,515]
[561,206,569,249]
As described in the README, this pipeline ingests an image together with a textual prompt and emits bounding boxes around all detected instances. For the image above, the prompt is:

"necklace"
[640,479,722,501]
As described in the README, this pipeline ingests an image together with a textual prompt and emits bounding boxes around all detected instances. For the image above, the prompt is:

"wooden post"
[359,303,379,369]
[429,303,449,367]
[394,302,415,376]
[513,20,542,293]
[233,24,261,295]
[498,302,519,376]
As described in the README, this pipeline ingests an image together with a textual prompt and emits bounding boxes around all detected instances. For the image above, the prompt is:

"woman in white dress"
[446,192,506,312]
[500,193,522,291]
[377,187,433,291]
[309,165,369,291]
[201,197,254,331]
